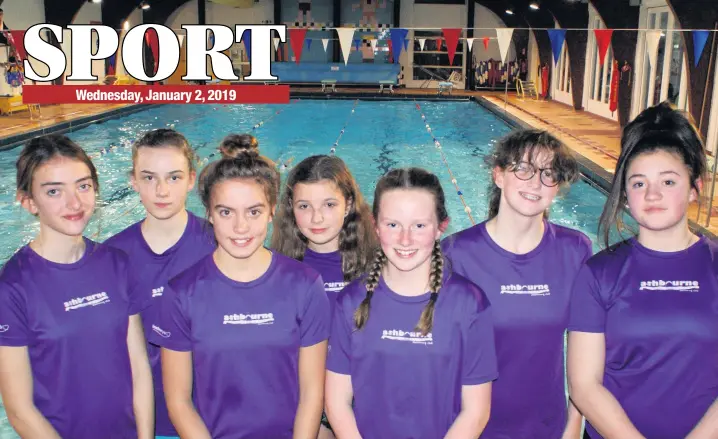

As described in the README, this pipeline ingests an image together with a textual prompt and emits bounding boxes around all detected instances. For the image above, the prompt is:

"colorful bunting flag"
[594,29,613,66]
[483,36,489,51]
[389,28,408,64]
[241,29,251,61]
[305,38,312,51]
[418,38,426,51]
[693,30,710,66]
[273,37,281,51]
[335,28,356,65]
[547,29,567,65]
[322,38,329,52]
[466,38,475,52]
[496,28,514,63]
[288,28,307,64]
[442,28,461,65]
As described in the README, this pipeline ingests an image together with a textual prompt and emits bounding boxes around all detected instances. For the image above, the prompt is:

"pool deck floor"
[2,87,717,236]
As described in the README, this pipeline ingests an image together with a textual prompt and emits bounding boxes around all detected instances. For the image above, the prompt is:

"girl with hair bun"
[150,149,330,439]
[325,167,497,439]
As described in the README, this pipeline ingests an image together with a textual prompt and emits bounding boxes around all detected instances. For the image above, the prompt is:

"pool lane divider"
[330,100,359,156]
[412,101,476,226]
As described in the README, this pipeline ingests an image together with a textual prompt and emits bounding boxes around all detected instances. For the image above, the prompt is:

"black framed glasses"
[509,161,559,187]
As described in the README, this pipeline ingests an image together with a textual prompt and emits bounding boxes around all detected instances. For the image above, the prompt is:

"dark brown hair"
[219,133,259,159]
[198,149,280,215]
[131,128,196,173]
[271,155,377,282]
[354,168,448,336]
[16,134,99,197]
[487,129,579,219]
[598,102,706,249]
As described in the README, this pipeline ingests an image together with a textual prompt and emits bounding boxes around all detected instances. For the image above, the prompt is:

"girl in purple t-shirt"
[568,102,718,439]
[326,167,498,439]
[442,130,592,439]
[272,155,377,438]
[151,150,330,439]
[104,129,215,439]
[0,135,154,439]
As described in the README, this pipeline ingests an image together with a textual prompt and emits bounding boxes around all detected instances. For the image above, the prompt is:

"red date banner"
[22,85,290,105]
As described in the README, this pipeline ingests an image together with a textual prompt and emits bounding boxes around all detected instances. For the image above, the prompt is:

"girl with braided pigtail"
[326,167,498,439]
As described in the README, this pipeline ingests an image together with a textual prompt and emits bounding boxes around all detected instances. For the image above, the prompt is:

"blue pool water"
[0,99,610,437]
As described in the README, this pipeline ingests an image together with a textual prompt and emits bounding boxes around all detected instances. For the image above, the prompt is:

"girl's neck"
[306,235,340,254]
[638,219,698,252]
[485,208,545,255]
[214,246,273,283]
[141,209,188,254]
[30,227,86,264]
[382,258,432,297]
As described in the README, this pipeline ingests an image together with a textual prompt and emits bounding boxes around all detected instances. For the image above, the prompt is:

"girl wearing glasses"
[442,129,593,439]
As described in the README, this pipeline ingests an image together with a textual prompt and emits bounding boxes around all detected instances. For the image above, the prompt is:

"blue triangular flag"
[389,28,408,64]
[547,29,567,65]
[241,30,251,61]
[693,30,710,66]
[353,39,361,51]
[306,38,312,50]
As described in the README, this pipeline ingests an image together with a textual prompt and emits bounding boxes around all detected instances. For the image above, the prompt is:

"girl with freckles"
[325,168,497,439]
[567,102,718,439]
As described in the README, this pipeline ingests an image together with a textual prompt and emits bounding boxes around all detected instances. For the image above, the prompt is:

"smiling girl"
[568,102,718,439]
[325,167,497,439]
[442,130,592,439]
[0,135,153,439]
[105,129,215,439]
[150,150,330,439]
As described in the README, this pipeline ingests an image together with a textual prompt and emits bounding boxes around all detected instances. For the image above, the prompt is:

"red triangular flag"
[442,28,461,65]
[436,37,443,51]
[594,29,613,66]
[144,29,160,75]
[8,31,26,60]
[387,40,394,63]
[289,28,308,64]
[482,36,490,51]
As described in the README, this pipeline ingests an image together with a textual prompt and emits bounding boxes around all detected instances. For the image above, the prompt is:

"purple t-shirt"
[442,220,592,439]
[104,211,215,435]
[149,251,330,439]
[327,270,498,439]
[568,236,718,439]
[0,239,150,439]
[302,249,346,295]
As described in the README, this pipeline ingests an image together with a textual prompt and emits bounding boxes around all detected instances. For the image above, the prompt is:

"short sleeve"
[299,276,330,347]
[461,289,499,385]
[149,283,192,351]
[567,264,606,333]
[113,250,151,316]
[326,295,352,375]
[0,282,29,346]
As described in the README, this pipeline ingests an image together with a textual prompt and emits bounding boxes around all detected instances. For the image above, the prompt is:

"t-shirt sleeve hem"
[461,372,498,386]
[0,338,29,347]
[567,325,605,333]
[326,363,351,375]
[150,338,192,352]
[301,333,329,348]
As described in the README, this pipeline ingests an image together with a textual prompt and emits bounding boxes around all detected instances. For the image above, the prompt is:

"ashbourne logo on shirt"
[381,329,433,345]
[223,313,275,325]
[64,292,110,311]
[639,280,699,292]
[0,324,8,333]
[500,284,550,296]
[324,281,346,293]
[152,287,164,298]
[152,324,171,338]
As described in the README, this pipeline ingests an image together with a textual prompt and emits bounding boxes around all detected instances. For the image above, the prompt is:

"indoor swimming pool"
[0,99,612,437]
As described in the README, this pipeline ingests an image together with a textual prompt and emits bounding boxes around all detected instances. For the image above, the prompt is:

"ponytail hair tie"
[430,292,438,302]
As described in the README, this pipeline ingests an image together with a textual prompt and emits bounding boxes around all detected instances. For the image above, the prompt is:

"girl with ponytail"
[442,129,591,439]
[325,167,497,439]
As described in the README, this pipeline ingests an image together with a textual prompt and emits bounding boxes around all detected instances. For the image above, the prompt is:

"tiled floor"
[2,89,717,236]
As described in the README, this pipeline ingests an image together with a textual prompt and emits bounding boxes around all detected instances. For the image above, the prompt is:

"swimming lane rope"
[412,101,475,226]
[329,100,359,156]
